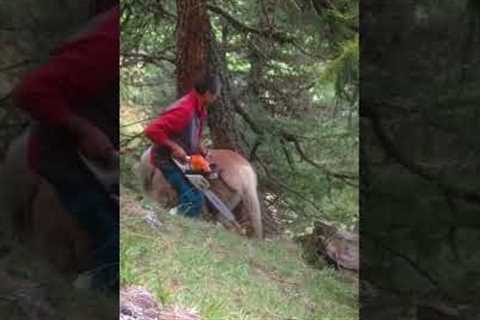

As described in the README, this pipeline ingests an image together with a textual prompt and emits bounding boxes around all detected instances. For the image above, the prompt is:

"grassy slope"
[0,168,116,320]
[0,233,116,320]
[121,188,358,320]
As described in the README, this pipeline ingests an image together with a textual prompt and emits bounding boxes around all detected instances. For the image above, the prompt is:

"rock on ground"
[120,286,201,320]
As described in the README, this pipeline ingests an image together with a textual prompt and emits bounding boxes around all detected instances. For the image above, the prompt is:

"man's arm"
[144,105,194,162]
[162,138,188,162]
[13,7,119,162]
[14,7,119,126]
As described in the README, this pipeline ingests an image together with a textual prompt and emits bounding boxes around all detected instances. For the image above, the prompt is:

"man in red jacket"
[144,70,220,217]
[13,5,119,292]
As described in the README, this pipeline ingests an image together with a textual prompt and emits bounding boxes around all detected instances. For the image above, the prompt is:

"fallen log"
[296,220,359,273]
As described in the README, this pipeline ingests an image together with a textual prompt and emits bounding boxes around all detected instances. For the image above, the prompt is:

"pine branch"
[280,129,358,186]
[151,1,176,20]
[0,92,12,105]
[257,158,323,212]
[120,131,146,148]
[280,138,295,170]
[209,28,356,186]
[365,102,480,205]
[311,0,334,15]
[120,117,156,129]
[207,5,295,45]
[231,93,357,186]
[0,59,33,73]
[249,138,263,161]
[363,232,449,299]
[121,52,175,65]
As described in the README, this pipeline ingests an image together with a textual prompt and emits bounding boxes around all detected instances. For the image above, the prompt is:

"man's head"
[193,69,220,107]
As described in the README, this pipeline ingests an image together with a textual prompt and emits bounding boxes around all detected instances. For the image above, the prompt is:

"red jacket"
[14,7,119,126]
[145,91,207,163]
[13,7,119,170]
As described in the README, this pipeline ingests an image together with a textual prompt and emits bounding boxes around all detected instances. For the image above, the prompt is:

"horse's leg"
[30,179,93,273]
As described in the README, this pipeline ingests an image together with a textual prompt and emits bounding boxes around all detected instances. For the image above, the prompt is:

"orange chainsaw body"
[190,154,211,173]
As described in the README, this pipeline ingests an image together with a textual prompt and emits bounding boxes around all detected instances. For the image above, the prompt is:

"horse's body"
[0,132,264,278]
[137,147,263,238]
[0,130,93,273]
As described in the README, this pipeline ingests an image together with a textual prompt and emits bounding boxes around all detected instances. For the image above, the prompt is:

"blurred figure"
[13,4,119,292]
[144,69,219,218]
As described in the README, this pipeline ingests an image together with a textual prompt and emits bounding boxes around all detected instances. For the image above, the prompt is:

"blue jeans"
[37,147,118,292]
[158,160,204,217]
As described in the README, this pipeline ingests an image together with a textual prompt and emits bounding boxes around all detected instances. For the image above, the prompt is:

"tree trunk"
[175,0,243,152]
[175,0,210,97]
[206,38,243,153]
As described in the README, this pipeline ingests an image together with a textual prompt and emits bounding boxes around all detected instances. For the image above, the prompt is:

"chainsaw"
[78,150,119,203]
[171,155,241,230]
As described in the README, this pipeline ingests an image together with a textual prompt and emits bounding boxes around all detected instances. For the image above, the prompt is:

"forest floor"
[120,186,358,320]
[0,238,115,319]
[0,167,117,320]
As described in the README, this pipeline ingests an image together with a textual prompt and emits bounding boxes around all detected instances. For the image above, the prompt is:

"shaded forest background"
[362,0,480,318]
[0,1,103,154]
[120,0,359,235]
[0,0,359,234]
[0,2,118,319]
[1,0,479,318]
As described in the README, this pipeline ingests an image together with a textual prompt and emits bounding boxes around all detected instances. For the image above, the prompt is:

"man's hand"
[66,114,115,166]
[199,144,209,157]
[171,144,188,163]
[163,139,187,162]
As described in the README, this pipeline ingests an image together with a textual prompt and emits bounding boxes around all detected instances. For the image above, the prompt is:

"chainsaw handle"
[78,150,119,201]
[171,157,189,172]
[79,149,119,171]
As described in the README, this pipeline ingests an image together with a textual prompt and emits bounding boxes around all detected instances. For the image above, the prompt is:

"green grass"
[121,188,358,320]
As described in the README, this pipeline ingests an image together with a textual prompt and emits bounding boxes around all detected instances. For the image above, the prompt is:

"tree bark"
[206,37,243,152]
[175,0,243,152]
[175,0,210,97]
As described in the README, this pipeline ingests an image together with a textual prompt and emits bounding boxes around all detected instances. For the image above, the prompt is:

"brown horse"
[0,130,93,274]
[0,10,119,276]
[136,146,264,238]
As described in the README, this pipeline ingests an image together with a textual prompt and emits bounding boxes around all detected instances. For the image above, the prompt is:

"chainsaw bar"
[172,158,239,226]
[78,151,119,203]
[202,189,238,223]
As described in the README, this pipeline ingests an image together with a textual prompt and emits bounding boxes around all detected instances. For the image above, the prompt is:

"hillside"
[120,187,358,320]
